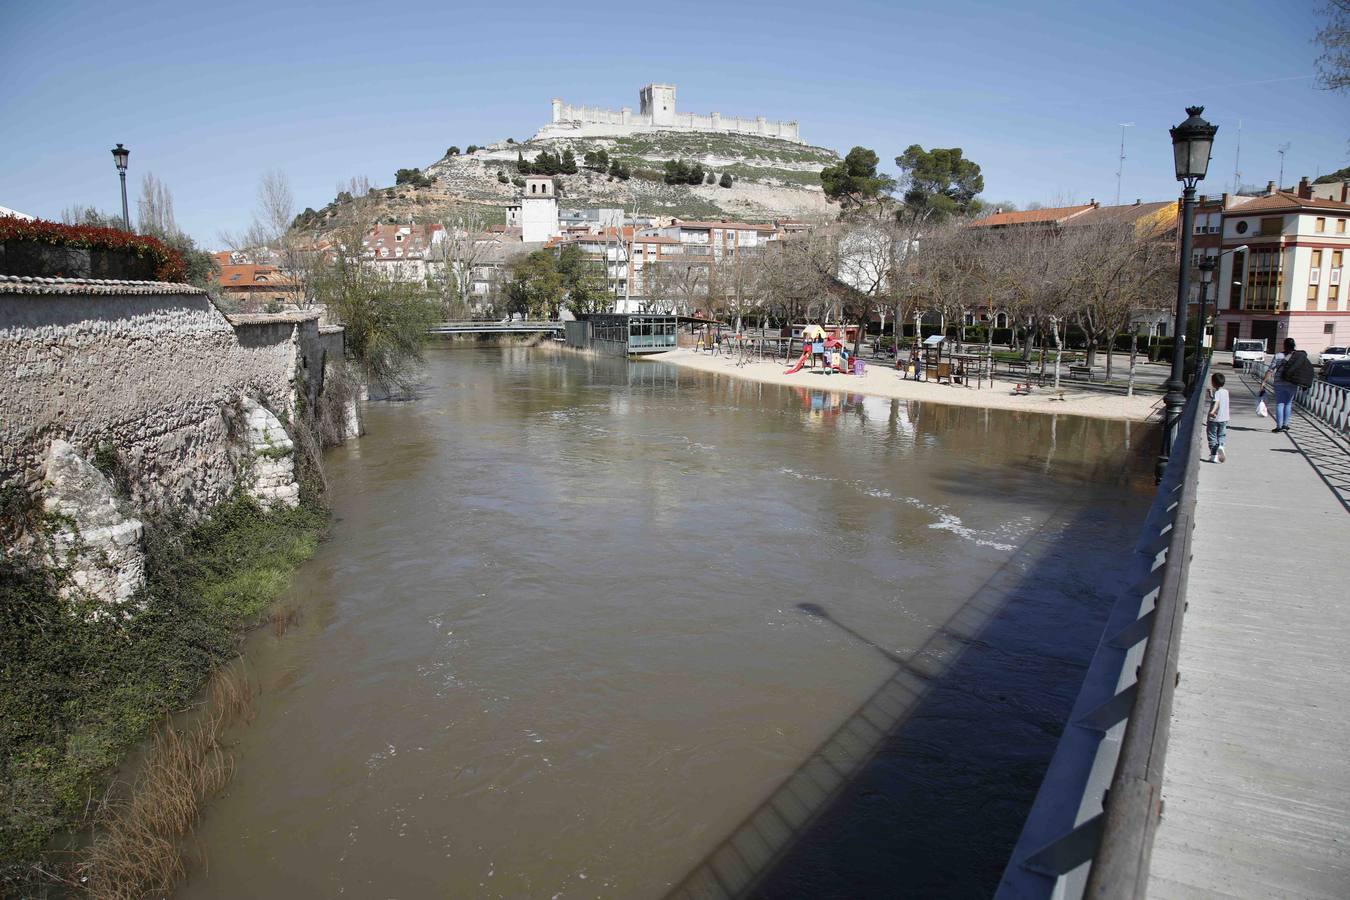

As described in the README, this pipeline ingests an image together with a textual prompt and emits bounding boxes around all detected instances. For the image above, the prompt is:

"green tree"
[446,146,460,156]
[719,172,733,188]
[508,250,565,318]
[1315,165,1350,184]
[557,244,609,314]
[466,144,479,154]
[497,171,509,184]
[311,225,442,396]
[894,145,984,222]
[820,147,894,208]
[561,149,578,175]
[517,152,531,175]
[705,172,716,185]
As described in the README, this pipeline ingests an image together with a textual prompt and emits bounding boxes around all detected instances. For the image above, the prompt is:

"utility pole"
[1232,119,1242,194]
[1115,123,1134,205]
[1277,142,1291,190]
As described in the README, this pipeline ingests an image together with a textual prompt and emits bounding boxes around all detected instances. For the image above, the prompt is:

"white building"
[1214,178,1350,357]
[536,83,802,144]
[519,175,561,244]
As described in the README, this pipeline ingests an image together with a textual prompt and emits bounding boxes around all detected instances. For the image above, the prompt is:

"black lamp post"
[1158,106,1217,482]
[1194,256,1216,376]
[111,143,130,231]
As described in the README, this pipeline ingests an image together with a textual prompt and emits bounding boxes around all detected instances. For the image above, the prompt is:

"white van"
[1232,339,1267,370]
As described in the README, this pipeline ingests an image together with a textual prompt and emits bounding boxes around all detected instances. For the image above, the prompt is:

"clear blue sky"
[2,0,1345,247]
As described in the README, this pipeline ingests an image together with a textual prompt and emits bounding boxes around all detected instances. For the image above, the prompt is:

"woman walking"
[1259,338,1313,433]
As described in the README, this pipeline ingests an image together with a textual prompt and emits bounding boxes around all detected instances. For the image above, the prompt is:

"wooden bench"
[1006,360,1030,376]
[1068,364,1094,382]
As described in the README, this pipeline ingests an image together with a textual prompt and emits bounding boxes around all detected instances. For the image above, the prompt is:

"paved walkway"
[1149,374,1350,898]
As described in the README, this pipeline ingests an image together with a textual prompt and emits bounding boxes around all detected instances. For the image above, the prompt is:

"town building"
[1214,177,1350,355]
[211,260,300,312]
[362,223,444,282]
[536,83,802,144]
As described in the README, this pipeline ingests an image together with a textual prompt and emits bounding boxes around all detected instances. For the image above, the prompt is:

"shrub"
[466,144,479,154]
[393,168,434,189]
[497,171,509,184]
[446,146,460,157]
[0,216,187,282]
[719,172,733,188]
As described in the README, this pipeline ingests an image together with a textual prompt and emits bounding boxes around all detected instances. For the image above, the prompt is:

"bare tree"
[136,173,178,238]
[437,202,494,317]
[1317,0,1350,92]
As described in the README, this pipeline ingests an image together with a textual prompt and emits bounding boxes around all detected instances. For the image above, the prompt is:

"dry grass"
[74,665,255,899]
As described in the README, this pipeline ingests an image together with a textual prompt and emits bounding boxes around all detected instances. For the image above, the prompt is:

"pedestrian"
[1206,372,1230,463]
[1259,337,1313,433]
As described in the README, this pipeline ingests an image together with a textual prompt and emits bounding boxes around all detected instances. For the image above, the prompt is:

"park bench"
[1068,364,1094,382]
[1006,360,1030,376]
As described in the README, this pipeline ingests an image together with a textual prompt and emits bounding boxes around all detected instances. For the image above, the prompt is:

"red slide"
[784,350,812,374]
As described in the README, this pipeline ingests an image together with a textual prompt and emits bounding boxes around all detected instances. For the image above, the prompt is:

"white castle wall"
[543,85,801,143]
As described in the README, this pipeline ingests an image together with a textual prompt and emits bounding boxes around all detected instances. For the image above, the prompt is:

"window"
[1315,217,1326,232]
[1339,219,1347,234]
[1330,284,1341,309]
[1327,324,1337,334]
[1307,284,1319,309]
[1260,217,1282,236]
[1311,268,1320,284]
[1334,250,1344,268]
[1313,249,1323,268]
[1235,220,1249,234]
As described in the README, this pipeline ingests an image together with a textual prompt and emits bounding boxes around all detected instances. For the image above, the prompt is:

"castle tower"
[551,98,562,123]
[520,175,560,243]
[639,83,677,126]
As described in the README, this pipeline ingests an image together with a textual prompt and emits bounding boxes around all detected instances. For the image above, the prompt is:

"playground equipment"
[783,332,855,375]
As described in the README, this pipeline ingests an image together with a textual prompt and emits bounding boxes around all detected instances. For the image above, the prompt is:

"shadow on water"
[664,487,1146,900]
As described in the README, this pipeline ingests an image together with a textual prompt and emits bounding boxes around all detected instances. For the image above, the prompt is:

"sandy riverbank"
[648,349,1163,422]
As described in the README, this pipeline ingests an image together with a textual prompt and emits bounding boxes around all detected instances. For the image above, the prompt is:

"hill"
[293,131,841,235]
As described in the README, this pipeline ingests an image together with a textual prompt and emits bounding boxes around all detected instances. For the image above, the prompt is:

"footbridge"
[999,361,1350,899]
[427,320,564,336]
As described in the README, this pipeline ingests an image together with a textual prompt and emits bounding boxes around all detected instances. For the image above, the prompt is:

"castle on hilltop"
[534,83,802,144]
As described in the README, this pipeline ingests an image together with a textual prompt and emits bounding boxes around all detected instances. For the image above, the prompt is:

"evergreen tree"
[894,145,984,221]
[517,152,531,175]
[820,147,894,208]
[719,172,733,188]
[446,146,460,156]
[561,149,578,175]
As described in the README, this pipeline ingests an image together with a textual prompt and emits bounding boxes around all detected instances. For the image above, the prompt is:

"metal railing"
[1248,359,1350,436]
[997,358,1209,900]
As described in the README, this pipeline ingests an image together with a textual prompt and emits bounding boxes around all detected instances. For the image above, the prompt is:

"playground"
[655,345,1162,421]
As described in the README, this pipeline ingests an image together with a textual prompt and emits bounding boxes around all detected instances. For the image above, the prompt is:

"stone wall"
[0,276,353,606]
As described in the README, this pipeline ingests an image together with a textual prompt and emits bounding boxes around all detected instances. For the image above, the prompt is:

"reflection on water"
[179,347,1153,899]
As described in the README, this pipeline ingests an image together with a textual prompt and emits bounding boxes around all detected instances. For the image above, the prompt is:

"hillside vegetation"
[292,131,841,237]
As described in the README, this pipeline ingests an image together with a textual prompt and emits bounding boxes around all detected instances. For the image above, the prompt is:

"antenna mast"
[1277,142,1291,189]
[1232,119,1242,194]
[1115,123,1134,206]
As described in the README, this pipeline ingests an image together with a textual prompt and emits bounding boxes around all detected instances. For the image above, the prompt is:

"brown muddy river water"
[179,346,1153,899]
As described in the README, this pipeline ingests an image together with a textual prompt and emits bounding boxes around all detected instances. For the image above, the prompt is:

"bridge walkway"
[1148,372,1350,899]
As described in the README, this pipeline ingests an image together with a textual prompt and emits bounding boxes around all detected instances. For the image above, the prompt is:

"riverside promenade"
[1148,372,1350,898]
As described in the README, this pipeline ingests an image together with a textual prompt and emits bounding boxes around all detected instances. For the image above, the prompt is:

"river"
[179,345,1154,899]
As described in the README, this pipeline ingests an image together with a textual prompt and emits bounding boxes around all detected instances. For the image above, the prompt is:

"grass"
[75,665,255,900]
[0,495,325,895]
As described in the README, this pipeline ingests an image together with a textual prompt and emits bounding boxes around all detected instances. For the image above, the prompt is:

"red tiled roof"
[213,263,295,288]
[1222,191,1350,215]
[670,219,775,231]
[970,204,1096,228]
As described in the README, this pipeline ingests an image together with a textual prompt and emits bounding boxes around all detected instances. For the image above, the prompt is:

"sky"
[2,0,1346,247]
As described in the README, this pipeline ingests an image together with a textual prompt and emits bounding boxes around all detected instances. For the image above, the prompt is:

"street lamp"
[1193,244,1248,375]
[1158,106,1217,482]
[1195,256,1216,376]
[111,143,130,231]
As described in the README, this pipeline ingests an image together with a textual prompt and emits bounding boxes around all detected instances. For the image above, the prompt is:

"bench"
[1006,360,1030,376]
[1068,365,1094,382]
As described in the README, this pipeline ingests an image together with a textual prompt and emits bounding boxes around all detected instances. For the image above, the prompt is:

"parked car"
[1319,346,1349,366]
[1232,339,1268,370]
[1323,360,1350,389]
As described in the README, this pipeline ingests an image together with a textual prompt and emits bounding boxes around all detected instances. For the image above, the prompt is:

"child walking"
[1207,372,1230,463]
